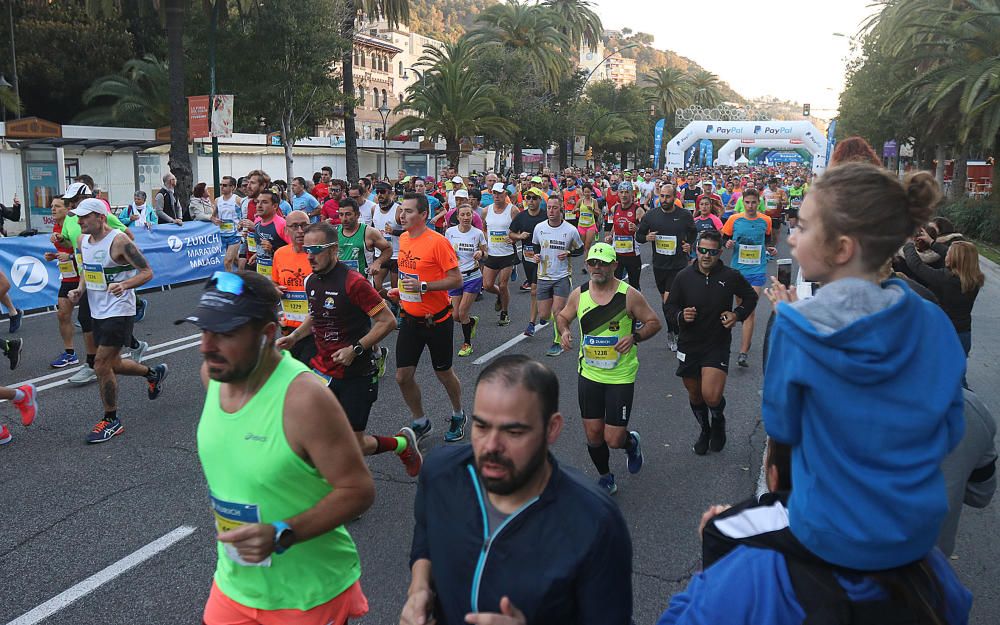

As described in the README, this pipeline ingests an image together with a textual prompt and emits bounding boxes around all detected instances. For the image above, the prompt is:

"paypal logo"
[761,126,793,135]
[705,125,714,133]
[754,125,762,134]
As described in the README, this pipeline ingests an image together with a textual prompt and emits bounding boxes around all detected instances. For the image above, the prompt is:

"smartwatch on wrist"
[272,521,295,554]
[420,281,429,293]
[353,343,365,357]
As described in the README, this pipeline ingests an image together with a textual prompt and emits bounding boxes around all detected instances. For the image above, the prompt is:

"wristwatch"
[420,281,429,293]
[352,343,365,357]
[272,521,295,554]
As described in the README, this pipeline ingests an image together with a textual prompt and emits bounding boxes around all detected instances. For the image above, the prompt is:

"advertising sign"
[188,95,211,139]
[26,162,59,232]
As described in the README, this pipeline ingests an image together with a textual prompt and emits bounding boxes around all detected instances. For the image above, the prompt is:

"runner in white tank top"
[481,193,520,326]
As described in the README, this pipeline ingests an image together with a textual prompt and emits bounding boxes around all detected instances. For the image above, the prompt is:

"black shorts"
[384,258,399,273]
[396,315,454,371]
[786,207,799,220]
[675,344,730,379]
[482,253,518,270]
[92,315,136,349]
[328,374,379,432]
[59,281,78,299]
[521,260,538,285]
[78,294,93,333]
[578,374,634,427]
[654,267,684,295]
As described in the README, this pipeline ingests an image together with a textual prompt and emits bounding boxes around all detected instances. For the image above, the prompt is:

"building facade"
[579,40,637,88]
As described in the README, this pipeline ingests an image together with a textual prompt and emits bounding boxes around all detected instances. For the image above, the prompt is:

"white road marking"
[473,332,531,365]
[641,263,650,269]
[5,525,197,625]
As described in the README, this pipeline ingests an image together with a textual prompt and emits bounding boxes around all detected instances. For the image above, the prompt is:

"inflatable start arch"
[667,120,828,174]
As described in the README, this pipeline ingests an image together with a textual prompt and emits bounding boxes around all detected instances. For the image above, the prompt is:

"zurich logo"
[167,235,184,252]
[10,256,48,293]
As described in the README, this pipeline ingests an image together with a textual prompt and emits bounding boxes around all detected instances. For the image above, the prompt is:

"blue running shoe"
[523,322,535,337]
[545,343,563,357]
[444,413,468,442]
[626,431,643,474]
[147,363,168,400]
[50,350,79,369]
[597,473,618,496]
[87,417,124,444]
[134,298,148,322]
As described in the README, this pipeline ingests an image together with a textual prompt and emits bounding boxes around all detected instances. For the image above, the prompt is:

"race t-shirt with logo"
[397,229,459,318]
[52,220,79,283]
[788,186,805,211]
[253,215,288,277]
[271,245,311,329]
[510,209,548,264]
[722,212,772,277]
[445,225,486,274]
[762,188,783,219]
[337,225,369,274]
[562,188,580,224]
[532,220,583,281]
[305,264,386,380]
[611,205,640,257]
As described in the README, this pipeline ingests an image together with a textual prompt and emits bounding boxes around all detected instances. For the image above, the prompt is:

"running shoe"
[8,310,22,333]
[124,340,149,363]
[470,316,480,340]
[494,295,502,312]
[458,343,474,357]
[147,363,168,400]
[6,337,22,370]
[134,298,148,322]
[396,426,423,477]
[86,417,123,444]
[597,473,618,496]
[411,419,433,441]
[523,322,536,337]
[444,413,468,442]
[68,365,97,385]
[545,344,563,357]
[376,346,389,379]
[498,312,510,327]
[737,352,749,368]
[0,424,11,445]
[625,431,643,474]
[50,350,78,369]
[519,281,531,292]
[13,383,37,427]
[667,332,678,353]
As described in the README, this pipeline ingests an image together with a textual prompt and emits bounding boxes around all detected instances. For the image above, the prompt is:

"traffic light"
[585,147,593,161]
[803,103,811,117]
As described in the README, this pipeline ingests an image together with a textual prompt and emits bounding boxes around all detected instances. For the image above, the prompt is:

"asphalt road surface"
[2,240,998,625]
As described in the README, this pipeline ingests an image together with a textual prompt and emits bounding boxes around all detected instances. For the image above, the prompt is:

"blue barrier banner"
[653,118,666,169]
[0,221,225,313]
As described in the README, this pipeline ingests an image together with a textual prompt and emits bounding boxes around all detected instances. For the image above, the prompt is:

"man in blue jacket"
[401,354,633,625]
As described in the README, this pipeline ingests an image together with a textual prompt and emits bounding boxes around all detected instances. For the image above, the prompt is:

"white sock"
[12,389,25,402]
[453,409,464,420]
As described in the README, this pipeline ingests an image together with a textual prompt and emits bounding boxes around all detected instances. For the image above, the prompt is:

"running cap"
[374,181,392,191]
[519,172,528,178]
[62,182,93,199]
[454,189,470,198]
[587,242,617,264]
[451,175,464,184]
[530,176,544,183]
[618,181,635,191]
[525,187,547,198]
[401,176,411,183]
[176,272,278,333]
[702,179,714,186]
[70,198,109,216]
[491,182,506,192]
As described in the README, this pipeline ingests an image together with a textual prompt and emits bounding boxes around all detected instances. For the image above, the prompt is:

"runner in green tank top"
[556,243,661,496]
[182,270,375,624]
[336,196,392,280]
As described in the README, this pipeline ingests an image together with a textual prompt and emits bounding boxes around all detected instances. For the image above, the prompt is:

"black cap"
[175,287,277,333]
[374,181,392,191]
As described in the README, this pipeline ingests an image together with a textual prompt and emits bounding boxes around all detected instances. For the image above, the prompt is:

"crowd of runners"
[0,138,995,625]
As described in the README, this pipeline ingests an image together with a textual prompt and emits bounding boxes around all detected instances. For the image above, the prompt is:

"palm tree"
[468,1,570,91]
[690,69,723,108]
[540,0,603,52]
[642,67,693,128]
[340,0,410,183]
[587,112,636,163]
[389,40,517,168]
[74,55,170,127]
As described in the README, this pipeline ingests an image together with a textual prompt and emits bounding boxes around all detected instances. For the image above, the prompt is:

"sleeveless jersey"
[611,205,639,257]
[371,203,402,260]
[197,352,361,610]
[216,194,242,237]
[484,203,514,257]
[81,229,137,319]
[578,198,598,228]
[53,220,79,283]
[577,280,637,384]
[788,186,804,210]
[337,224,369,274]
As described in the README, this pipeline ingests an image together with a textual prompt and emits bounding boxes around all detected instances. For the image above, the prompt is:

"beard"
[476,442,548,496]
[204,352,260,383]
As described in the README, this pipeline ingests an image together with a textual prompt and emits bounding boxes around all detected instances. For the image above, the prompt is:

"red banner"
[188,95,210,140]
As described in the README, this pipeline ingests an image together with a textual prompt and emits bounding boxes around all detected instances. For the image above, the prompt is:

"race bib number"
[247,236,257,252]
[220,221,236,234]
[58,259,77,279]
[766,199,778,210]
[791,197,802,208]
[281,291,308,323]
[683,201,695,211]
[578,210,595,228]
[256,256,273,277]
[399,271,422,303]
[210,494,271,567]
[738,244,763,265]
[489,230,508,245]
[583,335,620,369]
[654,235,678,256]
[82,263,108,291]
[677,351,686,362]
[312,368,333,385]
[523,245,537,263]
[613,235,634,254]
[342,259,360,271]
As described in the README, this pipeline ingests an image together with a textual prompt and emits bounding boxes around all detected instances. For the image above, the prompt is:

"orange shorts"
[203,580,369,625]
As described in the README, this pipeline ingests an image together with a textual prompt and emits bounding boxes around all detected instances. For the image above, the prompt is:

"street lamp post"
[377,102,391,182]
[0,73,11,124]
[572,43,641,166]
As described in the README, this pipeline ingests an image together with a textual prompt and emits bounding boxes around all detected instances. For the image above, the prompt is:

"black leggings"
[614,255,642,289]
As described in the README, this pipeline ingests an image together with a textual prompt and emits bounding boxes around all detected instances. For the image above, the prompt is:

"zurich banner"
[0,221,224,313]
[652,118,666,170]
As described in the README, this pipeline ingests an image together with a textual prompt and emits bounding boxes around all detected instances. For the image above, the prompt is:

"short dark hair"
[258,190,281,205]
[76,174,97,190]
[321,166,333,174]
[697,229,723,246]
[338,196,359,214]
[312,171,323,184]
[476,355,558,425]
[304,221,338,244]
[193,182,207,198]
[348,183,364,195]
[293,176,306,187]
[223,176,237,187]
[742,188,760,200]
[402,192,429,216]
[766,439,792,491]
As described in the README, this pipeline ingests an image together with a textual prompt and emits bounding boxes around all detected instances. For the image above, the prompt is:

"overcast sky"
[591,0,878,117]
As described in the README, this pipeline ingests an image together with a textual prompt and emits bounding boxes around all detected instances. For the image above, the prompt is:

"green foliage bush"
[938,198,1000,244]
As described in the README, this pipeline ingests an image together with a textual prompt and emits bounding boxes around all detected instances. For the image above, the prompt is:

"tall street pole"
[209,0,221,197]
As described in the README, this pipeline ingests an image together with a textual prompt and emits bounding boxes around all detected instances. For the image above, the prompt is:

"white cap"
[491,182,505,192]
[454,189,470,198]
[451,176,464,184]
[70,198,109,217]
[62,182,93,199]
[519,172,528,178]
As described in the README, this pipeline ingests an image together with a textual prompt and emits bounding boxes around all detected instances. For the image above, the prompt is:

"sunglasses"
[376,189,390,195]
[696,247,722,256]
[304,242,338,255]
[286,223,308,230]
[209,271,247,295]
[586,259,612,267]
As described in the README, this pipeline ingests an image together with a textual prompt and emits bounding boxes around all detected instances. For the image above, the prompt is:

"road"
[1,241,998,625]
